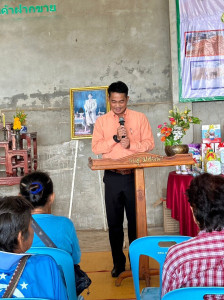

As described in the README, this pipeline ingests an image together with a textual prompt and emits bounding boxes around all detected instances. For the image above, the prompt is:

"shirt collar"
[197,229,224,237]
[0,251,27,270]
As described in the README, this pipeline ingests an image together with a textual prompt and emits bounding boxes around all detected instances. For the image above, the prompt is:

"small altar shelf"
[0,171,22,185]
[0,123,38,186]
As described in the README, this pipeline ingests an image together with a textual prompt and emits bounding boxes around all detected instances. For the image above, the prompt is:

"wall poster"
[176,0,224,102]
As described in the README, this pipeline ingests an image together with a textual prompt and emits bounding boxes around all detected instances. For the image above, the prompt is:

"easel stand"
[89,152,194,286]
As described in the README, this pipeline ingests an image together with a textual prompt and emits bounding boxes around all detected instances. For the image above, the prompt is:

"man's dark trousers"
[103,170,136,268]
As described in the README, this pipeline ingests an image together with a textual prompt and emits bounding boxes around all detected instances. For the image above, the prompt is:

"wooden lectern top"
[88,152,195,170]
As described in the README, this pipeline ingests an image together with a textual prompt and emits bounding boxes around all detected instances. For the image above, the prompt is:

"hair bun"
[29,182,43,195]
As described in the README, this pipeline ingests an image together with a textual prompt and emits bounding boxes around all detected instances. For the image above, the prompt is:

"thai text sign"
[0,1,57,16]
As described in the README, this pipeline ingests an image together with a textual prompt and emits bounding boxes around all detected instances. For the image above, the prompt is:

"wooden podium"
[88,152,194,286]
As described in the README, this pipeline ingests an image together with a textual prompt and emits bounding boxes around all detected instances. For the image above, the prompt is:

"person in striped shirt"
[162,173,224,299]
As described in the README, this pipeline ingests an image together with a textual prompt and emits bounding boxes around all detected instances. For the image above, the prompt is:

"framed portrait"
[70,86,110,139]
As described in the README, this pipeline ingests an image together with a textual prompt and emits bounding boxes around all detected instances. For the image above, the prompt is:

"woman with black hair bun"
[19,171,81,266]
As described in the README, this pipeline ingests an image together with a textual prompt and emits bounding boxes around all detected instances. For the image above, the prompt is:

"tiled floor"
[77,228,166,299]
[77,227,166,252]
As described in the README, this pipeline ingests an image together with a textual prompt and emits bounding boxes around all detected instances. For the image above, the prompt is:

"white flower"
[173,127,183,141]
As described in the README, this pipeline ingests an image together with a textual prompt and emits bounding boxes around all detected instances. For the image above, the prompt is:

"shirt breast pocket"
[129,128,139,139]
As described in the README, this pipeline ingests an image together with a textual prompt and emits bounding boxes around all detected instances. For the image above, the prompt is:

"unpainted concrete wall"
[1,0,223,231]
[0,0,172,230]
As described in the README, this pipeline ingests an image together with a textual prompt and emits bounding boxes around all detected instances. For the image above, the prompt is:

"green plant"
[157,106,201,146]
[14,110,27,125]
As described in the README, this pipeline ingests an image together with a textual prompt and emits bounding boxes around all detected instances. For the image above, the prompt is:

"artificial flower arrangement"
[13,117,22,130]
[157,106,201,146]
[14,110,27,126]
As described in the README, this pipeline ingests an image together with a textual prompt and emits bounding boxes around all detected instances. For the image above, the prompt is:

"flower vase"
[165,144,189,157]
[15,130,21,149]
[165,144,189,175]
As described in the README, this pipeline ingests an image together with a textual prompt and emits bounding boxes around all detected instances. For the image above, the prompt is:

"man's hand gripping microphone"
[119,117,126,138]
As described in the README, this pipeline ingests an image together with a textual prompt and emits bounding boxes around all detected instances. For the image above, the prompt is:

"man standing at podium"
[92,81,154,277]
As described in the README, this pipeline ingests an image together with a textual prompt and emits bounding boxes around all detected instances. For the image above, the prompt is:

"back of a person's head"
[186,173,224,232]
[20,171,53,208]
[0,196,32,253]
[108,81,128,97]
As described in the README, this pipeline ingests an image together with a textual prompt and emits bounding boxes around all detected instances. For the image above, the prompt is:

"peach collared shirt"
[92,109,155,159]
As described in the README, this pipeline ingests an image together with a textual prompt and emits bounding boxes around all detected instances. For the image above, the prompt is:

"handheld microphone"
[119,117,126,138]
[119,117,125,126]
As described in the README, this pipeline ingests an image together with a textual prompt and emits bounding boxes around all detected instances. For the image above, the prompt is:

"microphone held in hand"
[119,117,126,138]
[119,117,125,126]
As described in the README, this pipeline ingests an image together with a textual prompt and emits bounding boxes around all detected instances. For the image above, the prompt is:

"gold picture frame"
[70,86,109,139]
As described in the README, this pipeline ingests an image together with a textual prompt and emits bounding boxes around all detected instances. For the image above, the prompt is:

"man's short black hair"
[108,81,128,97]
[0,196,33,253]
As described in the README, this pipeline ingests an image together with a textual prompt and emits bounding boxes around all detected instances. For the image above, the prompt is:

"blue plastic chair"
[27,247,77,300]
[162,287,224,299]
[129,235,192,300]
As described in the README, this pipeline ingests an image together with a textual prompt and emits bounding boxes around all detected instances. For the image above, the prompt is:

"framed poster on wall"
[176,0,224,102]
[70,86,109,139]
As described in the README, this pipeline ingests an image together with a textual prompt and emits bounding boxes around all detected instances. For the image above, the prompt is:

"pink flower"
[169,117,175,121]
[163,122,167,126]
[157,124,162,129]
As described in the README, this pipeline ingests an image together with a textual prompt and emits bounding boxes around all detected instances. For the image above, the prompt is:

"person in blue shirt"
[0,195,68,299]
[19,171,81,265]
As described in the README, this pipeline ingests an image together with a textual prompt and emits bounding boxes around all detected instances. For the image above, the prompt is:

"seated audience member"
[162,173,224,297]
[19,171,81,266]
[0,196,68,299]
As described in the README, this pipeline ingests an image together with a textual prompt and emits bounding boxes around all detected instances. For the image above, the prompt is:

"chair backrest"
[162,287,224,299]
[27,247,77,300]
[129,235,192,300]
[6,298,50,300]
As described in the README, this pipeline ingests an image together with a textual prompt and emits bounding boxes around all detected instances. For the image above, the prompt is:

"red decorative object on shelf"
[0,122,38,185]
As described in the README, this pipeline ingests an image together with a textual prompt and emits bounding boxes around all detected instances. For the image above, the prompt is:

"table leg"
[134,168,151,282]
[135,168,147,237]
[33,137,38,170]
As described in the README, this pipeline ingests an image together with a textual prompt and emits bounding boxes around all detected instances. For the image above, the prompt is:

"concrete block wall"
[1,0,223,231]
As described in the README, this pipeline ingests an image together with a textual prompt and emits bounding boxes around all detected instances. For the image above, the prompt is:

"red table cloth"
[166,171,199,237]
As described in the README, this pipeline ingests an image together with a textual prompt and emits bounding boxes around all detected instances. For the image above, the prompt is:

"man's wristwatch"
[113,135,120,143]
